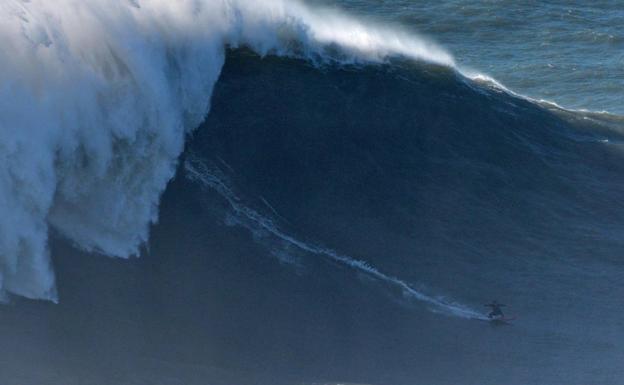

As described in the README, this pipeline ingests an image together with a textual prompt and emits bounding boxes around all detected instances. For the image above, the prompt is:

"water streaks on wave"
[185,156,485,320]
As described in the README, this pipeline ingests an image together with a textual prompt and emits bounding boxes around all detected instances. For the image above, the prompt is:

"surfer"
[485,300,506,319]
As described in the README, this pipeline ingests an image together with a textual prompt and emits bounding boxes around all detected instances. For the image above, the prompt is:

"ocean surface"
[0,1,623,385]
[314,0,624,114]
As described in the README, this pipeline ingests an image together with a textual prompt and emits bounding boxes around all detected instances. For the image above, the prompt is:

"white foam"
[0,0,455,301]
[462,68,622,121]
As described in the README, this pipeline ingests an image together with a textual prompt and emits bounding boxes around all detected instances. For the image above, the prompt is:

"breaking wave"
[0,0,452,300]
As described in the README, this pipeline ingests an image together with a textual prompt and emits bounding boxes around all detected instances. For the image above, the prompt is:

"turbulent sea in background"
[316,0,624,114]
[1,1,623,385]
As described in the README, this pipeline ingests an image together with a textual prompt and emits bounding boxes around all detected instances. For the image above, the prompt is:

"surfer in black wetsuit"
[485,300,506,319]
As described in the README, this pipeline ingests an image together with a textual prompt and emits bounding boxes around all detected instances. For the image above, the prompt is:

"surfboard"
[473,315,516,324]
[489,316,516,324]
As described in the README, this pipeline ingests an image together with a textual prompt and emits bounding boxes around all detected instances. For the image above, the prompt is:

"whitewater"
[0,0,455,301]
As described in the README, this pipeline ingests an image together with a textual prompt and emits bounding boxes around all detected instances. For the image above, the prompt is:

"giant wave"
[3,2,624,384]
[0,0,453,301]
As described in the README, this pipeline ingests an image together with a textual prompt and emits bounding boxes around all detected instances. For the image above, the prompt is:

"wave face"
[171,50,624,385]
[0,0,451,301]
[192,49,624,312]
[176,50,624,383]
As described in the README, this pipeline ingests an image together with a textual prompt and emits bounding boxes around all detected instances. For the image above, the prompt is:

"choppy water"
[314,0,624,114]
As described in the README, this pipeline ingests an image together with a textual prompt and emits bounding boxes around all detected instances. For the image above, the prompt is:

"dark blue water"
[186,51,624,384]
[1,2,624,385]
